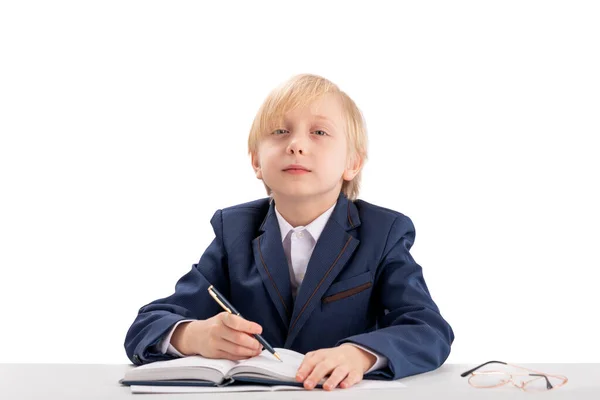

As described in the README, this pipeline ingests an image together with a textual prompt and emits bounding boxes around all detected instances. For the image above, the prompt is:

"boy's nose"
[286,138,307,155]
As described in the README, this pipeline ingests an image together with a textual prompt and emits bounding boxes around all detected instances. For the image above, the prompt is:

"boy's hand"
[171,312,264,360]
[295,344,376,390]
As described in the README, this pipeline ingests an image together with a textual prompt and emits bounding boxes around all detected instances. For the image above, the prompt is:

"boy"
[124,73,454,390]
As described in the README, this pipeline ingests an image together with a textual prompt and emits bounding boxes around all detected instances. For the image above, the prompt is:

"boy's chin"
[274,191,316,200]
[271,187,321,199]
[271,185,337,201]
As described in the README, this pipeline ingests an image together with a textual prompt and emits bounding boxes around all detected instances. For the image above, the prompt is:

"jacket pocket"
[322,271,373,304]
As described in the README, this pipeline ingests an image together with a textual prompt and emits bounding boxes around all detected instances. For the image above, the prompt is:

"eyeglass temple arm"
[529,373,553,389]
[460,361,508,377]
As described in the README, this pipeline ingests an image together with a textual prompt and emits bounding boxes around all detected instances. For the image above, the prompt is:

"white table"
[2,363,599,399]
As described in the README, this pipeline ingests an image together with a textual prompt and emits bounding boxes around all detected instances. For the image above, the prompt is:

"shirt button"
[296,231,304,238]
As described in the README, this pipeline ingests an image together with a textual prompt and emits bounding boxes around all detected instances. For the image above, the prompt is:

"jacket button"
[133,354,140,363]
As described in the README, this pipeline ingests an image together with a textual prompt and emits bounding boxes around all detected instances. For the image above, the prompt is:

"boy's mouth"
[284,169,310,175]
[283,164,311,172]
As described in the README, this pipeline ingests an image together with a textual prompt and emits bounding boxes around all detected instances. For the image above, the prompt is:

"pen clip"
[208,285,232,314]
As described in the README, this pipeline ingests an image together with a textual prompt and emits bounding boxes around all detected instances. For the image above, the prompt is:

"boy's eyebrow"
[280,114,338,128]
[313,115,337,127]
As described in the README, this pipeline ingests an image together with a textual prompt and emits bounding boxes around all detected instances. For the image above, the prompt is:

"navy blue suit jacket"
[124,193,454,380]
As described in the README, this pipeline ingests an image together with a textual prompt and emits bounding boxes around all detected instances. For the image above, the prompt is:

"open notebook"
[121,348,406,391]
[121,348,319,388]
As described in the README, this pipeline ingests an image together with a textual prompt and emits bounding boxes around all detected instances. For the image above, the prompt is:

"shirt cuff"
[346,343,389,373]
[158,319,195,356]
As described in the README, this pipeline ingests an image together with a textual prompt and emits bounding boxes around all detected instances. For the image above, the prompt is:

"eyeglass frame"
[460,361,568,392]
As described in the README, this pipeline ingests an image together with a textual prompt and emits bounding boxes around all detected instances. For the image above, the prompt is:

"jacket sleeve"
[337,215,454,380]
[123,209,230,365]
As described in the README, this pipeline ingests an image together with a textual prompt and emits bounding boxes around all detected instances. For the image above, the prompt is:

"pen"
[207,285,282,362]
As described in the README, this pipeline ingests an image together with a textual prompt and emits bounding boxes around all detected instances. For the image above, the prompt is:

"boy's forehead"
[281,93,344,122]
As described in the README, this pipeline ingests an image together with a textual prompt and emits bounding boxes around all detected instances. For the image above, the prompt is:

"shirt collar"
[274,202,337,243]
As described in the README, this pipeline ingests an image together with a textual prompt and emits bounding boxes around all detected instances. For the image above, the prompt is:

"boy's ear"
[251,152,263,180]
[342,154,362,182]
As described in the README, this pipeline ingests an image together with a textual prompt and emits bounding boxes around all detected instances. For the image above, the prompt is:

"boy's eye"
[271,129,328,136]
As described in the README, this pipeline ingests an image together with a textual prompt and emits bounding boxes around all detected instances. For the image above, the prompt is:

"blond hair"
[247,74,368,201]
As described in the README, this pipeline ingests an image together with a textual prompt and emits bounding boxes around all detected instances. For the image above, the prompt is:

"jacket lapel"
[284,193,361,348]
[252,200,294,330]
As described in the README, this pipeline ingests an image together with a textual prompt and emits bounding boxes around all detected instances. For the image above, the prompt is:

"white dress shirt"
[158,202,388,373]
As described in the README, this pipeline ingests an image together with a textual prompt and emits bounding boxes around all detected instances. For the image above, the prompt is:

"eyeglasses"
[460,361,568,392]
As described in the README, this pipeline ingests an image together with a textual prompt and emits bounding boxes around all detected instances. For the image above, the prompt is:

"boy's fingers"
[214,349,252,361]
[220,326,261,350]
[323,366,349,391]
[221,313,262,334]
[340,370,363,389]
[304,360,335,389]
[217,338,262,358]
[296,352,320,382]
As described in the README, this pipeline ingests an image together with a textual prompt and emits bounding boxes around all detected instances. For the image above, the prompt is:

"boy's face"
[252,93,360,202]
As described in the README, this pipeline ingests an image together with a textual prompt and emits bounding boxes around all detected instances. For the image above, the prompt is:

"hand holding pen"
[171,293,270,361]
[208,285,282,362]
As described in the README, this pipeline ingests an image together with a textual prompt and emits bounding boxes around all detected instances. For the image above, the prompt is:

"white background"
[1,1,598,364]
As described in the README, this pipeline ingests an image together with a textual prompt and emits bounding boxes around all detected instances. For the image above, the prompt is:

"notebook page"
[124,355,237,382]
[227,348,304,382]
[227,349,407,389]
